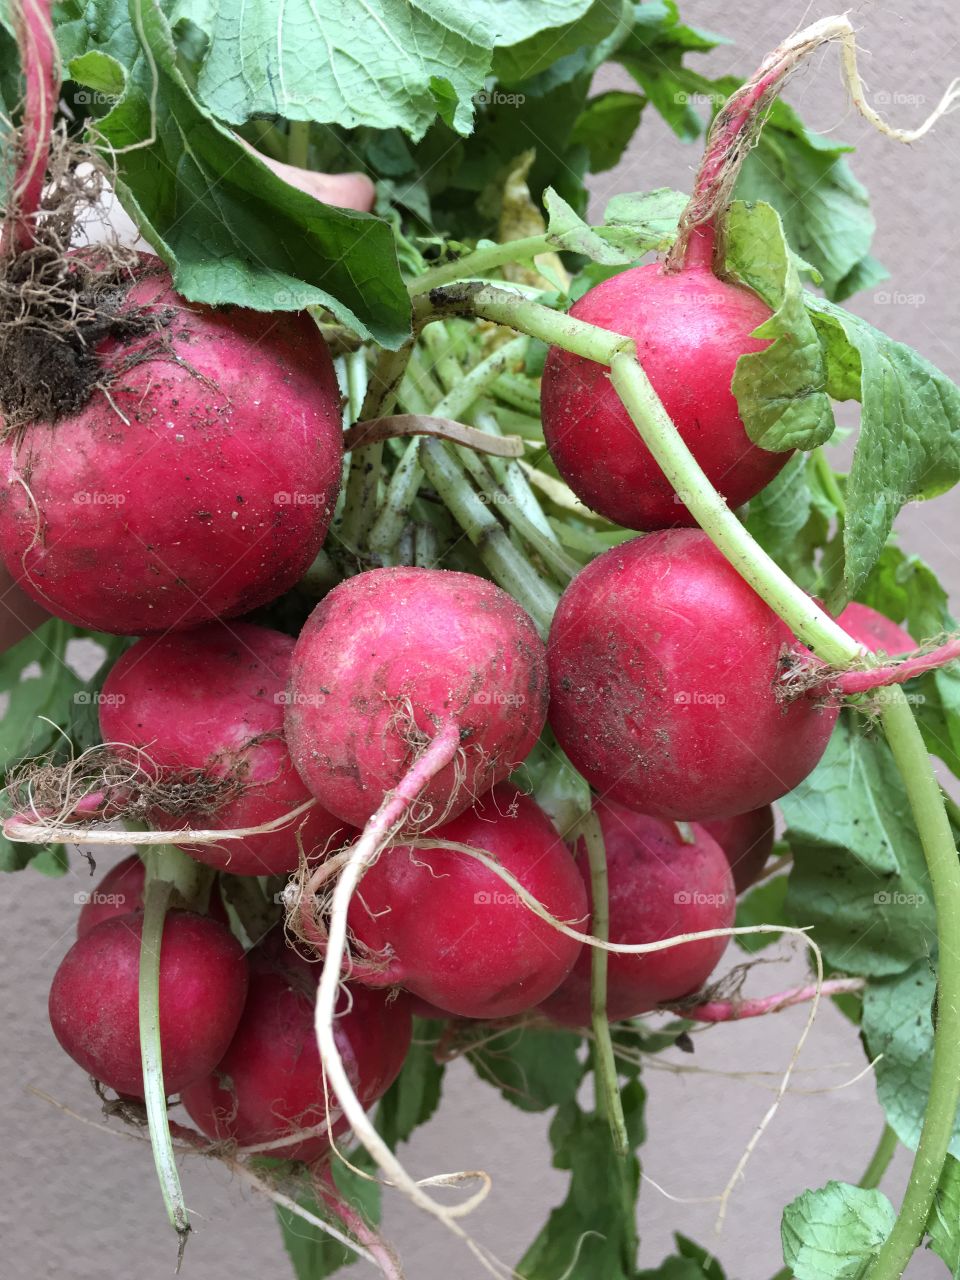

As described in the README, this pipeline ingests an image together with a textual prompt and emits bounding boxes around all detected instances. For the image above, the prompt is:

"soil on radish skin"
[0,133,172,432]
[0,247,172,431]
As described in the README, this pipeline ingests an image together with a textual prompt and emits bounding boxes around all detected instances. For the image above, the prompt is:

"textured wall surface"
[1,3,957,1277]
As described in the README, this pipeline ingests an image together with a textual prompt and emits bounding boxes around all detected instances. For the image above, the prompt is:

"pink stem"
[668,977,865,1022]
[313,1162,404,1280]
[666,37,813,270]
[830,636,960,695]
[2,0,58,256]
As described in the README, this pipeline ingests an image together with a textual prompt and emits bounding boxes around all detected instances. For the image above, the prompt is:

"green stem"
[579,811,629,1159]
[813,446,847,519]
[860,1123,898,1192]
[368,439,423,557]
[429,283,627,365]
[339,350,380,549]
[418,438,558,634]
[491,371,542,417]
[432,335,528,422]
[865,696,960,1279]
[139,857,190,1260]
[409,235,552,296]
[287,120,310,168]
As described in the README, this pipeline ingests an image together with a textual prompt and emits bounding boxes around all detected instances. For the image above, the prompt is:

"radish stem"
[579,811,629,1159]
[2,0,57,256]
[139,856,190,1261]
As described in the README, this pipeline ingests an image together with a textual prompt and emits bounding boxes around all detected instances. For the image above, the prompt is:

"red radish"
[0,253,342,634]
[702,806,775,895]
[285,567,548,828]
[839,602,914,656]
[547,530,837,819]
[49,911,248,1097]
[99,624,351,876]
[182,953,412,1162]
[540,256,786,529]
[76,854,229,935]
[346,785,586,1019]
[541,802,734,1026]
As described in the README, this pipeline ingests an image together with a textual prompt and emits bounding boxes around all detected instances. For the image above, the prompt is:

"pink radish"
[703,806,776,895]
[49,911,248,1097]
[182,951,412,1162]
[547,530,838,819]
[346,785,587,1019]
[542,802,734,1026]
[285,566,548,828]
[540,252,784,529]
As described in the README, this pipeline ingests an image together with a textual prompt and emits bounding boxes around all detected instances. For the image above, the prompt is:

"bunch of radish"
[4,0,959,1273]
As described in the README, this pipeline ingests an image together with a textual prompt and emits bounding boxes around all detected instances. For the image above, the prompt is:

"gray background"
[2,2,959,1277]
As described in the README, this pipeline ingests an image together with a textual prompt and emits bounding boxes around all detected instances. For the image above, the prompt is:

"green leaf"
[862,960,960,1161]
[275,1158,380,1280]
[614,2,725,142]
[492,0,623,86]
[927,1154,960,1277]
[571,90,646,173]
[724,201,836,453]
[175,0,485,138]
[519,1090,643,1280]
[468,1024,585,1112]
[375,1023,445,1148]
[781,1182,896,1279]
[744,453,837,594]
[732,94,883,302]
[600,188,688,258]
[735,873,788,954]
[782,715,937,976]
[69,0,409,345]
[806,297,960,601]
[674,1234,728,1280]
